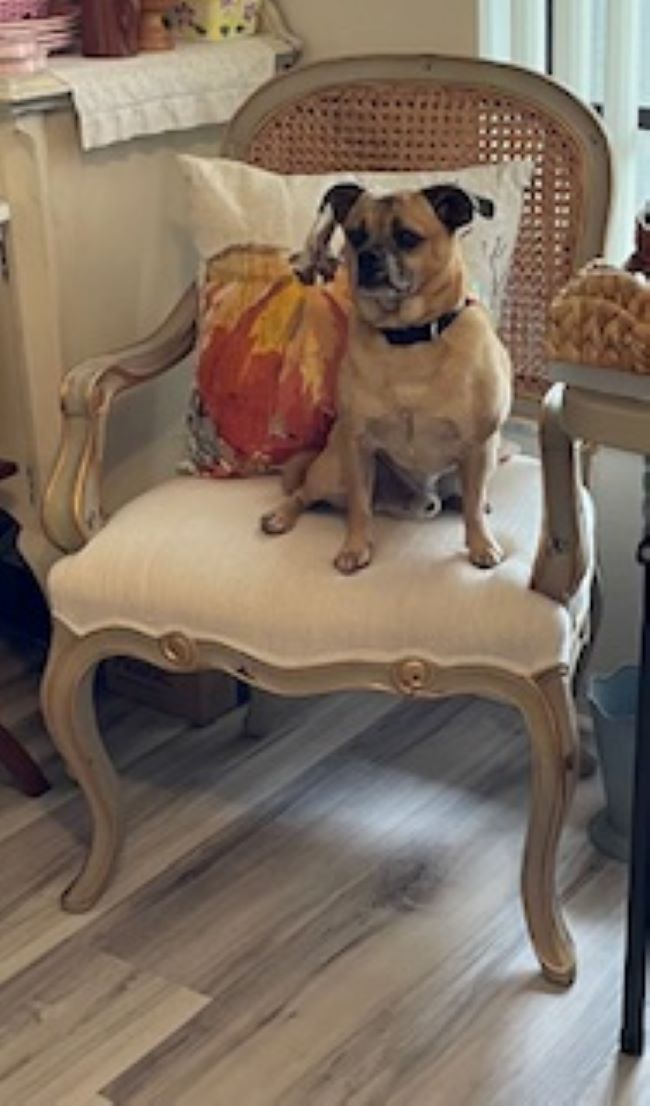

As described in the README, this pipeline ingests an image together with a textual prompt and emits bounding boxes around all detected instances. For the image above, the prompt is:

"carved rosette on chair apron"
[81,0,142,57]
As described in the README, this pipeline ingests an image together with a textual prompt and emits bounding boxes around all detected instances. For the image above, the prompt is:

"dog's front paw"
[334,541,373,574]
[260,501,300,535]
[468,534,504,569]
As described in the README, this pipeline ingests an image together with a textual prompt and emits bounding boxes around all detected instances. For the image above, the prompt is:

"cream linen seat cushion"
[48,456,592,677]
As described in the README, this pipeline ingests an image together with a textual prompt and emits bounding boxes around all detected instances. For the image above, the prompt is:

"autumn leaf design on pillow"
[184,245,351,477]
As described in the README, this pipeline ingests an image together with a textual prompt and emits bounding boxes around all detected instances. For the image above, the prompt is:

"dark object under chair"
[0,721,49,797]
[0,458,50,798]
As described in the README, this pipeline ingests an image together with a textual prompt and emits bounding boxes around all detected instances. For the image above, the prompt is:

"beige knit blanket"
[547,262,650,375]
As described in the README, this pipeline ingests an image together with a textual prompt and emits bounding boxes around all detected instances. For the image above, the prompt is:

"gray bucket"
[588,665,638,862]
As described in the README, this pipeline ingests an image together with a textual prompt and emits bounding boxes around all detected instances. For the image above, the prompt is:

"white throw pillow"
[178,155,534,319]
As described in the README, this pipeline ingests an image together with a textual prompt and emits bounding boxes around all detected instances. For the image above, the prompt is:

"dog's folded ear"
[292,184,363,285]
[422,185,495,232]
[321,183,365,225]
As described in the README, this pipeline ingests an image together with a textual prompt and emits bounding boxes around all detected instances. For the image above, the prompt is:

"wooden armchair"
[40,55,611,987]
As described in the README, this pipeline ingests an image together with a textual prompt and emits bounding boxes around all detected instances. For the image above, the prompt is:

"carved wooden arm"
[531,383,590,604]
[43,285,198,554]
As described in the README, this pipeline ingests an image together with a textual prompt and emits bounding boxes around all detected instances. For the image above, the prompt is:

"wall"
[278,0,478,61]
[46,111,219,366]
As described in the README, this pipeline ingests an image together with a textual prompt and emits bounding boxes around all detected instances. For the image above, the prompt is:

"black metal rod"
[621,535,650,1055]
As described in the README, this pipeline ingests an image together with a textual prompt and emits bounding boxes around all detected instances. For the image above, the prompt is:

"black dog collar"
[379,298,474,346]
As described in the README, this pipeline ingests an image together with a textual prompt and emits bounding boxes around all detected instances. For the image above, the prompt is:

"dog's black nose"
[357,249,385,287]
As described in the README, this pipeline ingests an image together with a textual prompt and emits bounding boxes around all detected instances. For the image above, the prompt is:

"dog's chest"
[365,400,462,475]
[343,350,468,475]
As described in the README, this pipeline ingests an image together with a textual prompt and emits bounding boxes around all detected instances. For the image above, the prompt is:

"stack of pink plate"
[0,1,48,17]
[0,29,47,74]
[0,3,80,71]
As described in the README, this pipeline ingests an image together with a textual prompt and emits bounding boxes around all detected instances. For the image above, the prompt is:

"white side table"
[548,363,650,1055]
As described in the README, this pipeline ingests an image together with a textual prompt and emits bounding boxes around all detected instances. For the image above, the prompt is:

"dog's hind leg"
[281,450,320,494]
[260,489,311,535]
[260,451,319,534]
[260,438,345,536]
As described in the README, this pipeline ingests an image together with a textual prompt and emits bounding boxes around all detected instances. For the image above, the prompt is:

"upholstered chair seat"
[48,458,592,678]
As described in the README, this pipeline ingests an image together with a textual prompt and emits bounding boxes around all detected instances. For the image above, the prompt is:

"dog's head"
[298,183,494,324]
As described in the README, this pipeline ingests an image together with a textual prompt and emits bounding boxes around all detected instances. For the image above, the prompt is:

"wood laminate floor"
[0,636,647,1106]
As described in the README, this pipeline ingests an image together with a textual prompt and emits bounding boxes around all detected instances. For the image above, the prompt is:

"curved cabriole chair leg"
[41,625,123,912]
[518,669,580,985]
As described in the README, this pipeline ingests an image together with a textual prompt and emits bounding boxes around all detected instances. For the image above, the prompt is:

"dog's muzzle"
[357,249,414,296]
[357,249,387,289]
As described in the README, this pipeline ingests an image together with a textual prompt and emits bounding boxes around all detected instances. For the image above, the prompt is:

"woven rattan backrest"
[224,55,612,402]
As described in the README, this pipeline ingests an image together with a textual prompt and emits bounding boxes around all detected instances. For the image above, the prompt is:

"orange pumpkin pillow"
[184,245,351,477]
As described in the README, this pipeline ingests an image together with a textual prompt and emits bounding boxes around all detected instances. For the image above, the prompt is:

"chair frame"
[40,54,612,987]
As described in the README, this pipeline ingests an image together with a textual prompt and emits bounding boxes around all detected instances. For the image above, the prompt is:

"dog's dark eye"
[393,227,424,251]
[345,225,368,251]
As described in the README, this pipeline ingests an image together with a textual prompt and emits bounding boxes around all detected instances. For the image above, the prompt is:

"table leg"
[0,721,50,798]
[621,536,650,1055]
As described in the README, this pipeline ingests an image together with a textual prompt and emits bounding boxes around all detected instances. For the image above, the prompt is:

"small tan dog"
[261,182,512,573]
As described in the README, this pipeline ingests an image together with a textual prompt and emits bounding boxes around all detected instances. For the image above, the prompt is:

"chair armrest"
[531,383,590,604]
[43,285,198,554]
